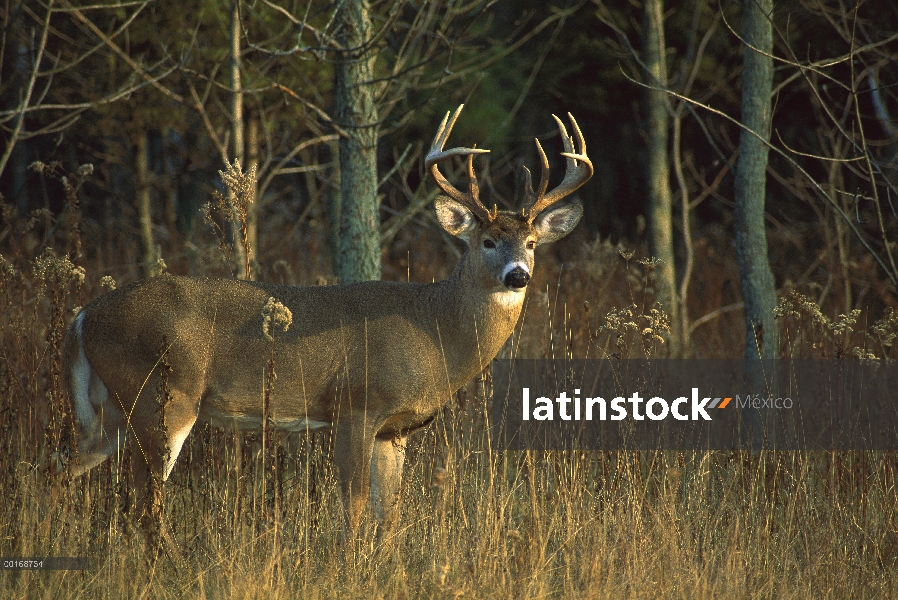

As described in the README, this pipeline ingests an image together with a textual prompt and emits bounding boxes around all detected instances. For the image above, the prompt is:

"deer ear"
[435,196,478,243]
[534,203,583,245]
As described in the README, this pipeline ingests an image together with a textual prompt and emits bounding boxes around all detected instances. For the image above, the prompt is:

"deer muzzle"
[503,266,531,289]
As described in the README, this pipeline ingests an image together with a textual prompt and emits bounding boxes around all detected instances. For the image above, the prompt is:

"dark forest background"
[3,0,898,357]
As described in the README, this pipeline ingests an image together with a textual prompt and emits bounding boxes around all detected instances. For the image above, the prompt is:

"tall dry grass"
[1,182,896,598]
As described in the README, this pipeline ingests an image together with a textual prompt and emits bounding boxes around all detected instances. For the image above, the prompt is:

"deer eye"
[526,240,536,250]
[483,239,496,249]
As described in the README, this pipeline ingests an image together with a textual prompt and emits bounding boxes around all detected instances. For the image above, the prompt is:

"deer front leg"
[332,416,377,533]
[370,435,406,538]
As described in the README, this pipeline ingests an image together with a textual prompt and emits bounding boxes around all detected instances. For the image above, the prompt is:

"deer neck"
[425,253,525,389]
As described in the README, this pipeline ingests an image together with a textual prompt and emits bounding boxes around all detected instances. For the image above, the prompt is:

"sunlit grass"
[1,207,896,598]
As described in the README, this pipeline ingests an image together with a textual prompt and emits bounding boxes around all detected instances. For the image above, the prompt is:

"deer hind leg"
[332,416,378,534]
[128,387,197,558]
[129,388,198,499]
[370,435,406,538]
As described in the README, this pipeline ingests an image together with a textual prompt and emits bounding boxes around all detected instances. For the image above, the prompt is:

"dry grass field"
[1,204,896,599]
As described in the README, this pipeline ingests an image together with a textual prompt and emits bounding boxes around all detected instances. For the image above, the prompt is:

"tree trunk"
[734,0,777,446]
[734,0,777,361]
[327,140,342,276]
[246,115,260,277]
[333,0,381,283]
[136,132,159,278]
[230,0,250,280]
[642,0,680,355]
[8,2,32,211]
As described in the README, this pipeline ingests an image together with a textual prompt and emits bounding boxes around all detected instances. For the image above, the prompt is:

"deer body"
[73,265,521,451]
[64,105,592,534]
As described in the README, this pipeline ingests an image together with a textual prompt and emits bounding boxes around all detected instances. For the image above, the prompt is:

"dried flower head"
[872,308,898,348]
[831,310,860,337]
[218,159,257,223]
[637,256,662,269]
[32,248,85,290]
[0,254,18,282]
[600,304,638,334]
[262,297,293,341]
[851,347,878,361]
[100,275,117,291]
[774,291,829,329]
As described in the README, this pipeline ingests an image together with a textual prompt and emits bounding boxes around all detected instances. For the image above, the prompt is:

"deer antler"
[426,105,494,222]
[522,113,593,222]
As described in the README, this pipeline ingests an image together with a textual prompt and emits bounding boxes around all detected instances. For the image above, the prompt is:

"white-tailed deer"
[62,105,592,534]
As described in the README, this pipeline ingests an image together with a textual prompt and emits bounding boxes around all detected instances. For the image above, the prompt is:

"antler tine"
[525,113,594,221]
[425,104,493,222]
[519,165,533,218]
[522,138,551,213]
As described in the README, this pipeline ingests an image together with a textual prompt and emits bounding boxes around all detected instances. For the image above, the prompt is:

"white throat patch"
[490,289,526,308]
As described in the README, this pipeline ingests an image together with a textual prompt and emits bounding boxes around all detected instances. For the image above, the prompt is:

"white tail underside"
[71,312,101,428]
[69,311,124,476]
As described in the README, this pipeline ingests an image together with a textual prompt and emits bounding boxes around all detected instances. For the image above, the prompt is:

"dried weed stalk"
[33,248,85,475]
[202,160,257,279]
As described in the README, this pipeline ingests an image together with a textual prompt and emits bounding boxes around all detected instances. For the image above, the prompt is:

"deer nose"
[504,266,530,289]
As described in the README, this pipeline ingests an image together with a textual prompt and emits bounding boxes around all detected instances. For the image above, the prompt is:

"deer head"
[427,105,593,299]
